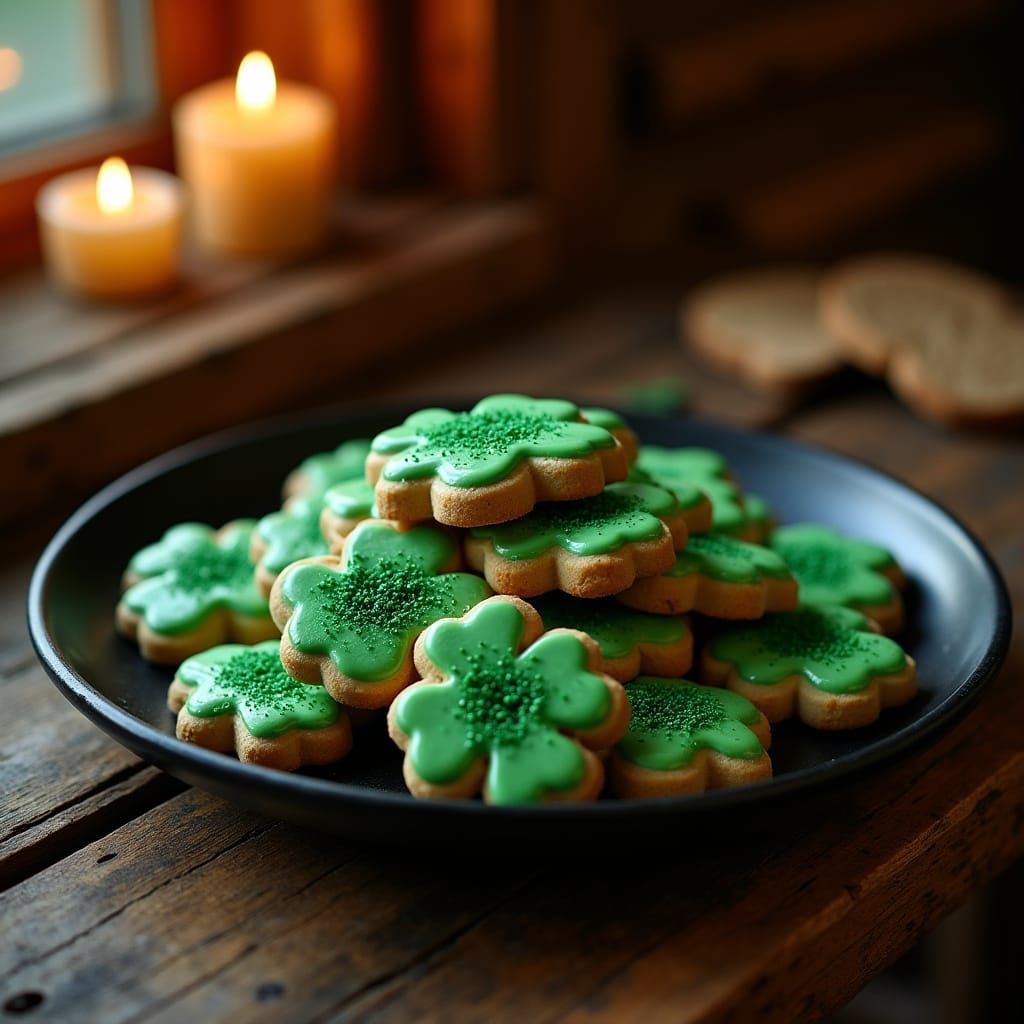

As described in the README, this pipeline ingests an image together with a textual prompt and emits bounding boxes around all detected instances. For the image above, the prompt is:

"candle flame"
[236,51,276,114]
[96,157,133,215]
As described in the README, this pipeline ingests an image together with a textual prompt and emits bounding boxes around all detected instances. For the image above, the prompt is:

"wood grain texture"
[2,280,1022,1022]
[0,199,553,532]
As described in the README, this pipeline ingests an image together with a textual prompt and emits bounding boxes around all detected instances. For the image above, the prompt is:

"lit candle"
[36,157,185,301]
[173,52,337,258]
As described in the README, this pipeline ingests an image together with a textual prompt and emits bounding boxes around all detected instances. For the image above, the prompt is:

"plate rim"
[27,400,1013,824]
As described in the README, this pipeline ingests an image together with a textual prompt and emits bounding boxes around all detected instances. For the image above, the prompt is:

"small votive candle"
[173,51,337,258]
[36,157,185,300]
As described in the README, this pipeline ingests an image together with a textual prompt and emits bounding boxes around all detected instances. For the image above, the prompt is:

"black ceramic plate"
[28,402,1011,845]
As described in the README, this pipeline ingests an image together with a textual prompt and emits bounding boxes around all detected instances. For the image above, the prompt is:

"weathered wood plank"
[0,789,528,1023]
[0,201,553,532]
[0,661,179,890]
[323,666,1022,1024]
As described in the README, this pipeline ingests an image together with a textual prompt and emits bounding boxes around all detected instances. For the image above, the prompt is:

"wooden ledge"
[0,196,553,529]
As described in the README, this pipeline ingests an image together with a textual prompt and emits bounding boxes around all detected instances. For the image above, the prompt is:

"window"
[0,0,155,156]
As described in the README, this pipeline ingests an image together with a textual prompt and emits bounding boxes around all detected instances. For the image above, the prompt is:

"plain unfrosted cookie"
[367,395,630,528]
[820,254,1023,425]
[700,605,917,730]
[388,596,629,805]
[465,482,687,598]
[117,521,277,665]
[529,593,693,682]
[168,641,351,770]
[609,678,771,798]
[684,266,844,395]
[269,521,490,709]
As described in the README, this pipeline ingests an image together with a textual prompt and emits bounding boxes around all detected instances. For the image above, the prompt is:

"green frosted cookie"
[272,521,491,709]
[170,640,351,770]
[702,604,916,730]
[610,677,770,797]
[529,593,692,681]
[118,521,276,664]
[390,597,627,805]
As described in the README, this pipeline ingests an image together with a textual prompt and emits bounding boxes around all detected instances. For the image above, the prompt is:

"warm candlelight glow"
[0,47,21,92]
[96,157,134,215]
[235,51,276,114]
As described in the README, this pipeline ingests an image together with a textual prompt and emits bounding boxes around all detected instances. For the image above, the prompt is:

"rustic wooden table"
[2,281,1022,1023]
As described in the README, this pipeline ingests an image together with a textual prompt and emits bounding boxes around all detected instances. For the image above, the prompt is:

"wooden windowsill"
[0,194,553,530]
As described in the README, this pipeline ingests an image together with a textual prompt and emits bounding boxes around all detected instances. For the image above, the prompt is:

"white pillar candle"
[36,157,185,301]
[173,51,338,258]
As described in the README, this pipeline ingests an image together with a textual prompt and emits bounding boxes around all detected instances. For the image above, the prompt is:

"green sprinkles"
[208,649,318,716]
[778,544,856,587]
[414,409,568,465]
[453,644,547,748]
[312,557,451,640]
[526,491,644,534]
[168,545,254,594]
[687,534,747,559]
[755,608,868,663]
[627,679,727,737]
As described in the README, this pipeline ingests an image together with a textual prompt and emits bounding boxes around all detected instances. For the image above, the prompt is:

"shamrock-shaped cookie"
[388,596,629,804]
[742,494,775,544]
[580,406,639,462]
[635,446,760,539]
[610,678,771,798]
[283,438,371,502]
[250,498,331,598]
[368,394,630,528]
[270,521,491,708]
[701,605,917,730]
[320,478,379,553]
[771,524,905,634]
[618,533,797,619]
[117,521,277,665]
[169,641,351,770]
[529,594,692,682]
[465,482,687,599]
[627,464,713,534]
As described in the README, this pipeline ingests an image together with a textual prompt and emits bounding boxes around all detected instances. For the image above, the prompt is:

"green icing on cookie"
[123,522,267,635]
[771,524,895,608]
[394,600,613,804]
[256,499,330,576]
[280,522,490,683]
[711,605,908,694]
[177,641,341,738]
[627,464,706,511]
[744,494,774,536]
[469,482,677,560]
[372,394,616,489]
[635,446,743,527]
[289,439,371,500]
[664,533,793,584]
[581,406,626,430]
[323,478,377,520]
[618,678,764,771]
[530,593,686,660]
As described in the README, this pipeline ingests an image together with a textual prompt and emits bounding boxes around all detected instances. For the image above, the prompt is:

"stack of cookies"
[115,394,917,805]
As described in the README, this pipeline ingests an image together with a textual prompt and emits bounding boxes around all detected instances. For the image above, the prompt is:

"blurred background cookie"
[821,254,1024,425]
[683,266,845,396]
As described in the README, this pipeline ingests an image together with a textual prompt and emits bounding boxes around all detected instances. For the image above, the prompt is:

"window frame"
[0,0,233,270]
